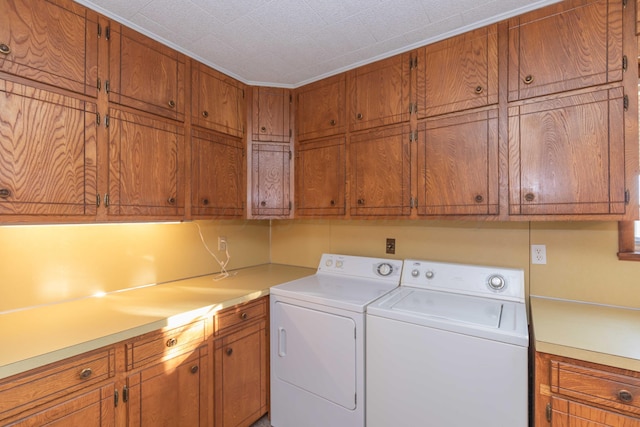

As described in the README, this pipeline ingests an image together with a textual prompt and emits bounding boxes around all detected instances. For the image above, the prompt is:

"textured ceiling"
[75,0,561,88]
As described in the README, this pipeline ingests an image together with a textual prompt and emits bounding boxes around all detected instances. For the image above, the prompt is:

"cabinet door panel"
[350,124,411,216]
[109,25,185,121]
[252,87,290,143]
[295,136,345,216]
[296,74,346,141]
[418,25,498,118]
[192,64,245,138]
[0,80,97,217]
[0,0,98,97]
[108,108,184,218]
[251,144,290,217]
[509,87,625,216]
[417,108,498,216]
[508,0,623,101]
[192,129,244,218]
[551,396,640,426]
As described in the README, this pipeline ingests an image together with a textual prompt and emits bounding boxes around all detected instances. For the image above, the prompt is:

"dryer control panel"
[318,254,402,282]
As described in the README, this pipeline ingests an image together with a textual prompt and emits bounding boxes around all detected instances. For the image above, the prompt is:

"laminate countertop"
[530,296,640,371]
[0,263,315,380]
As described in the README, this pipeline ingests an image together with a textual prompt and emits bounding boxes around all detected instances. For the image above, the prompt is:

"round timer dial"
[376,263,394,276]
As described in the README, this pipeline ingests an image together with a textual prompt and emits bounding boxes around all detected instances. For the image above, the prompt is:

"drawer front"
[215,297,266,336]
[126,320,206,370]
[551,360,640,415]
[0,347,115,421]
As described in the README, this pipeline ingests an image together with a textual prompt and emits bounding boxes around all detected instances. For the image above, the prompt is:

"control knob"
[487,274,506,291]
[377,263,394,276]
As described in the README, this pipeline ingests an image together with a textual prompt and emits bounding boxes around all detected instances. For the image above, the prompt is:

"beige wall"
[271,220,640,309]
[0,220,270,313]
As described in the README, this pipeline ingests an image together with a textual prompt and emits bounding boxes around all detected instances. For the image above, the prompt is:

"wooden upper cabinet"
[191,129,245,218]
[350,124,411,217]
[508,0,623,101]
[349,53,413,132]
[417,25,498,118]
[0,80,97,218]
[417,107,499,216]
[250,144,291,217]
[108,24,185,121]
[191,63,245,138]
[107,108,184,218]
[509,87,625,216]
[296,74,346,141]
[252,87,291,143]
[295,136,346,216]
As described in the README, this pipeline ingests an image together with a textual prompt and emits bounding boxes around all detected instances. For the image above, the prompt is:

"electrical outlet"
[386,238,396,254]
[218,236,227,251]
[531,244,547,265]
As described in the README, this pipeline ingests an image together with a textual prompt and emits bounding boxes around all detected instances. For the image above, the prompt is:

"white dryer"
[366,259,529,427]
[270,254,402,427]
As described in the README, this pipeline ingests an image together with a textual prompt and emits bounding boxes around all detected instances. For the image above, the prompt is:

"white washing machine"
[366,259,529,427]
[270,253,403,427]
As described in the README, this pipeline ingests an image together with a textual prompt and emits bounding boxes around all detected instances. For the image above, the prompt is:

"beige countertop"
[0,263,314,380]
[531,296,640,371]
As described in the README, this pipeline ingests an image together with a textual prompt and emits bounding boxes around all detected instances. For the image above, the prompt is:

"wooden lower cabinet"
[535,352,640,426]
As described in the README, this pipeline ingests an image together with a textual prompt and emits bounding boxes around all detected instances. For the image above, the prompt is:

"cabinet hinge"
[546,403,552,422]
[289,201,292,211]
[289,93,292,103]
[409,130,418,142]
[105,80,110,94]
[96,112,101,126]
[625,189,630,204]
[97,23,102,38]
[623,95,629,111]
[409,56,418,69]
[122,385,128,403]
[289,129,292,138]
[114,389,119,407]
[97,77,101,91]
[410,197,418,208]
[105,115,110,128]
[96,193,101,207]
[289,150,292,160]
[104,193,110,208]
[622,55,628,71]
[409,103,418,114]
[105,25,111,40]
[622,0,627,7]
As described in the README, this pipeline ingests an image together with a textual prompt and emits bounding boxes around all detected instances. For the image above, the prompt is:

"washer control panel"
[402,259,525,302]
[318,254,402,282]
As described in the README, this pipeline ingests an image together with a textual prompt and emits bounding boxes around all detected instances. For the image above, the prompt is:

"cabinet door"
[417,108,498,216]
[0,0,99,97]
[295,136,346,216]
[508,0,623,101]
[0,80,97,218]
[191,129,245,218]
[214,321,267,427]
[417,25,498,118]
[349,53,412,132]
[126,346,208,427]
[192,63,245,138]
[296,74,346,141]
[350,124,411,217]
[509,87,625,216]
[107,108,184,218]
[108,25,185,121]
[550,396,640,426]
[251,143,291,217]
[252,87,290,143]
[5,384,115,427]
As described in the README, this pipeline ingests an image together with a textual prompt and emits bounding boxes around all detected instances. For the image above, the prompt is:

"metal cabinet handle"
[357,198,365,205]
[80,368,93,379]
[190,365,199,374]
[523,75,534,85]
[0,188,11,198]
[226,348,233,356]
[168,100,176,108]
[356,113,363,120]
[240,312,248,320]
[260,126,267,132]
[166,337,178,347]
[202,198,209,206]
[167,196,176,205]
[618,390,633,403]
[330,119,336,126]
[524,193,535,202]
[0,44,10,55]
[475,86,484,94]
[202,110,209,118]
[330,199,336,206]
[475,195,484,203]
[261,201,267,207]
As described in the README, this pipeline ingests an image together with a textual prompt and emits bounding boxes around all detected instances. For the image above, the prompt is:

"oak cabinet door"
[107,108,184,218]
[509,87,625,216]
[417,24,498,118]
[349,53,412,132]
[296,74,346,141]
[349,124,411,217]
[508,0,623,101]
[191,129,245,218]
[108,25,185,121]
[417,108,499,216]
[251,143,291,217]
[0,80,97,218]
[252,87,291,143]
[192,63,245,138]
[549,397,640,426]
[295,136,346,216]
[0,0,99,97]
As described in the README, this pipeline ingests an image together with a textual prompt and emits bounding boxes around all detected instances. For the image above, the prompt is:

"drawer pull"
[226,348,233,356]
[524,193,535,202]
[79,368,93,379]
[240,312,248,320]
[166,337,178,347]
[475,85,484,94]
[523,74,534,85]
[618,389,633,403]
[0,44,10,55]
[168,100,176,108]
[330,119,336,126]
[0,188,11,198]
[190,365,199,374]
[202,110,209,118]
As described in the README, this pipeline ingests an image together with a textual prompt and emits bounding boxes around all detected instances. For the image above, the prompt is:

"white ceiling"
[75,0,561,88]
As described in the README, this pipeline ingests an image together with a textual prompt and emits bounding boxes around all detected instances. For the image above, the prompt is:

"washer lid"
[270,273,399,312]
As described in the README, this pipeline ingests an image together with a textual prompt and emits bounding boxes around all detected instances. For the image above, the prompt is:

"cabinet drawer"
[551,359,640,416]
[0,347,115,421]
[215,297,267,336]
[126,320,206,370]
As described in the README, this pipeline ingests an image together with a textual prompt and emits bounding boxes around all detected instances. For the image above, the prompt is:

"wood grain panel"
[296,74,346,141]
[252,87,290,143]
[251,143,290,216]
